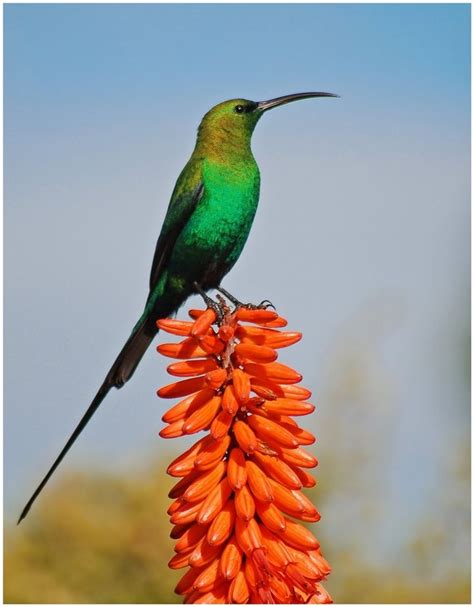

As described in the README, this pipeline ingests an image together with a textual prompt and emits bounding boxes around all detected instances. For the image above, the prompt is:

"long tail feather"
[17,319,156,524]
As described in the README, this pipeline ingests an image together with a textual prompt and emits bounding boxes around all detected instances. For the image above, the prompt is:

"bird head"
[196,92,339,157]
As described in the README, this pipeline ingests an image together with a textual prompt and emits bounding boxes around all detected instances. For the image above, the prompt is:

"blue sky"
[4,3,470,569]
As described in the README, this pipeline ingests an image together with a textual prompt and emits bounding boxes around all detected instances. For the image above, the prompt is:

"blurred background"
[4,3,470,603]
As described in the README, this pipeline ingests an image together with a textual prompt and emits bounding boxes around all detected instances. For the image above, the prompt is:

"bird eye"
[234,105,244,114]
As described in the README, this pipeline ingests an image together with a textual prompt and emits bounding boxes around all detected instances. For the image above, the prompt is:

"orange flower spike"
[157,317,194,336]
[234,485,255,521]
[259,315,288,328]
[247,414,300,448]
[234,342,278,364]
[182,395,222,434]
[232,368,251,402]
[267,478,306,514]
[228,569,250,603]
[221,384,240,415]
[233,419,258,454]
[246,459,274,502]
[227,447,247,490]
[191,581,229,604]
[182,460,226,503]
[218,324,234,342]
[191,307,217,337]
[169,471,200,499]
[157,376,206,399]
[308,583,333,604]
[279,420,316,445]
[196,478,233,524]
[167,358,218,378]
[220,536,243,580]
[204,368,228,390]
[235,325,302,349]
[206,500,236,546]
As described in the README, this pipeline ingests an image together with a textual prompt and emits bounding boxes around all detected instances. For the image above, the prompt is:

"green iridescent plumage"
[19,92,338,522]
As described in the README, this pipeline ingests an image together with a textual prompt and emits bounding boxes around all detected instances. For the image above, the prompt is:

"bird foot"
[216,286,276,312]
[193,282,226,324]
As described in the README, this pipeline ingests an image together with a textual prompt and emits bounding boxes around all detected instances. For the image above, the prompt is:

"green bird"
[19,91,338,523]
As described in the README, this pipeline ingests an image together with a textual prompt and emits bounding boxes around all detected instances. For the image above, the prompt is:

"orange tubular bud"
[255,500,287,533]
[246,460,274,502]
[235,307,278,323]
[157,318,194,336]
[166,436,211,477]
[220,536,243,580]
[227,447,247,490]
[194,435,231,471]
[162,389,215,424]
[167,358,218,378]
[278,518,320,551]
[188,536,224,568]
[280,384,312,400]
[234,342,278,363]
[233,420,258,454]
[244,361,302,384]
[228,570,250,603]
[157,376,206,399]
[157,338,210,359]
[262,398,315,416]
[159,419,185,438]
[235,516,263,555]
[232,368,251,402]
[247,414,300,448]
[183,461,226,503]
[234,485,255,521]
[192,558,220,592]
[222,384,240,415]
[250,376,284,400]
[278,445,318,468]
[252,451,302,490]
[175,524,208,554]
[210,409,233,439]
[204,368,228,390]
[191,307,217,337]
[206,501,236,546]
[157,304,332,603]
[182,395,222,435]
[196,478,233,525]
[175,566,203,595]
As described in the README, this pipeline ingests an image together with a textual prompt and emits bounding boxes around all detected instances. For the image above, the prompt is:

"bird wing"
[148,174,204,296]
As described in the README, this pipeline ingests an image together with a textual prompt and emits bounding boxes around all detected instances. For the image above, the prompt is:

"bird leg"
[216,286,276,311]
[193,282,225,324]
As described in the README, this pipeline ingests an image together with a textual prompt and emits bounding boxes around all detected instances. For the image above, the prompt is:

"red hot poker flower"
[157,304,332,604]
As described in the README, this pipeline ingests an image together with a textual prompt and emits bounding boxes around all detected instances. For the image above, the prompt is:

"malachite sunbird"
[19,91,338,522]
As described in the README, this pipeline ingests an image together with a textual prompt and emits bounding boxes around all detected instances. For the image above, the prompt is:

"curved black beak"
[257,91,339,112]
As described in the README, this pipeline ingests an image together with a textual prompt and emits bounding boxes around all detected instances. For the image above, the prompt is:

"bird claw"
[216,286,276,313]
[194,282,225,324]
